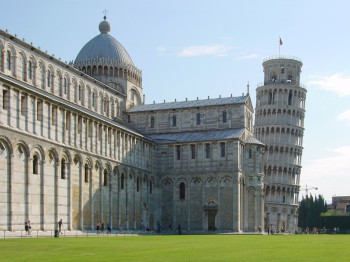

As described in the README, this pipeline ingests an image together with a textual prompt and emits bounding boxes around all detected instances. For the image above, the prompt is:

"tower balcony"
[257,80,306,89]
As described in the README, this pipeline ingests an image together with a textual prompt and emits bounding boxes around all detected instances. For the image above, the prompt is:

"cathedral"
[0,16,305,233]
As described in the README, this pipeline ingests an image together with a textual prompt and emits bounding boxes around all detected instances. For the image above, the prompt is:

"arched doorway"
[204,198,218,231]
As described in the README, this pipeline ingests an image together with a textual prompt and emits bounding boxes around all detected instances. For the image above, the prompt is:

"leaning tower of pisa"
[254,56,307,233]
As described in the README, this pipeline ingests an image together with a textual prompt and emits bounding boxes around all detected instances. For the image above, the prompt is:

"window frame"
[223,110,227,123]
[176,145,181,160]
[205,143,211,159]
[179,182,185,200]
[220,142,226,158]
[196,112,201,125]
[190,144,196,159]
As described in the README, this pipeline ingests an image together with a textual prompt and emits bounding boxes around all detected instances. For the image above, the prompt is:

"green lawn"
[1,235,349,261]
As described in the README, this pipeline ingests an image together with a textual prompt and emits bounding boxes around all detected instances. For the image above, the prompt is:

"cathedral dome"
[74,16,134,67]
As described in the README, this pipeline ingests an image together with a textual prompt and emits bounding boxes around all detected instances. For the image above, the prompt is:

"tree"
[298,194,327,229]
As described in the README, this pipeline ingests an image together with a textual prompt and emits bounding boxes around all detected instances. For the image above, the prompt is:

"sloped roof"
[246,136,265,145]
[147,128,245,144]
[128,95,249,113]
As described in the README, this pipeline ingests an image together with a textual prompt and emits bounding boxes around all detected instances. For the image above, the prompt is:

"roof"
[246,136,265,146]
[128,95,249,113]
[147,128,245,144]
[75,18,134,67]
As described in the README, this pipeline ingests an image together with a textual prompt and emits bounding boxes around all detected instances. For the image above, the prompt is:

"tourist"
[25,220,29,235]
[58,219,63,234]
[96,222,101,235]
[178,224,182,235]
[27,220,31,235]
[101,222,105,234]
[107,222,111,233]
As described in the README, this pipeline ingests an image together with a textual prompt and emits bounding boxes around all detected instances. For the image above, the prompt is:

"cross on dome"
[103,9,108,20]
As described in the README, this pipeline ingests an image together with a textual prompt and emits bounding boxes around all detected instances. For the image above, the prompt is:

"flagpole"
[279,36,281,57]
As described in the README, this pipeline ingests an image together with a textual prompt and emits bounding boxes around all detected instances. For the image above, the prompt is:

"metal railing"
[0,229,145,239]
[263,55,302,63]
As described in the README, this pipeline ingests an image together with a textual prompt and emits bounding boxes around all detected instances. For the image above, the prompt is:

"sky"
[1,0,349,203]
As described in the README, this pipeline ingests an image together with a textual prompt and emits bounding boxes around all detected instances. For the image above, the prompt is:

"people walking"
[96,222,101,235]
[25,220,29,235]
[101,222,105,234]
[178,224,182,235]
[58,219,63,234]
[27,220,31,235]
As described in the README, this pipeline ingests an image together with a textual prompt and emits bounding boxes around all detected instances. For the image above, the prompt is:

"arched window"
[106,101,109,117]
[176,145,181,160]
[223,111,227,123]
[205,143,210,158]
[196,113,201,125]
[121,174,125,189]
[287,74,293,83]
[28,61,32,80]
[61,159,66,179]
[281,66,285,74]
[220,142,225,158]
[115,101,119,117]
[137,177,140,192]
[84,164,89,183]
[150,116,155,128]
[179,182,185,200]
[288,90,293,105]
[6,50,11,70]
[65,112,70,130]
[92,92,95,107]
[73,83,77,102]
[104,169,108,186]
[21,56,26,81]
[63,78,67,95]
[47,70,51,87]
[172,114,176,126]
[248,149,252,158]
[78,85,82,101]
[150,181,153,195]
[33,155,39,174]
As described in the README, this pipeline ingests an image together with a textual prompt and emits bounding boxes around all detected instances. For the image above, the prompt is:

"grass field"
[1,234,349,261]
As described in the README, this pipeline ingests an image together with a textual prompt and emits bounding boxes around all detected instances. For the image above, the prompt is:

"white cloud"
[307,73,350,97]
[236,54,260,60]
[301,146,350,202]
[157,46,166,53]
[338,110,350,125]
[178,44,232,57]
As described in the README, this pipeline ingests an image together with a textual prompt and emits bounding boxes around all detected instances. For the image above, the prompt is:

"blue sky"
[1,0,349,202]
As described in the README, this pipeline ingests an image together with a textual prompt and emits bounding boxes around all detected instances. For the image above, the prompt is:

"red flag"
[279,37,283,45]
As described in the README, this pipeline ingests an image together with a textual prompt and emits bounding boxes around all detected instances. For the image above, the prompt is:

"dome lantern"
[99,16,111,34]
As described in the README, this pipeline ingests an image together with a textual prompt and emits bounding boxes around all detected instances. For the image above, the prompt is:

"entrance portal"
[208,210,216,230]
